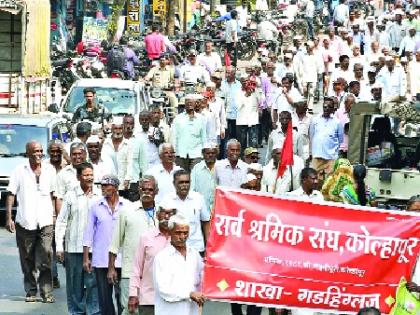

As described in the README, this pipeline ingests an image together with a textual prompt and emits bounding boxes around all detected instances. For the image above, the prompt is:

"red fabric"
[277,121,294,178]
[224,49,231,67]
[144,33,165,59]
[203,187,420,313]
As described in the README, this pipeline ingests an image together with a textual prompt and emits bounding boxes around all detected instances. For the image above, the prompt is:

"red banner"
[203,188,420,313]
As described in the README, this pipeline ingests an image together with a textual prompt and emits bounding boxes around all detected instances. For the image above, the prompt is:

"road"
[0,227,275,315]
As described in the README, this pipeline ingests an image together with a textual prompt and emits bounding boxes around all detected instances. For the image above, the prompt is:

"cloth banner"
[203,187,420,313]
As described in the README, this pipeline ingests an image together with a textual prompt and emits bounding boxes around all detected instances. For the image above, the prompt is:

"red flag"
[277,121,294,178]
[224,49,231,67]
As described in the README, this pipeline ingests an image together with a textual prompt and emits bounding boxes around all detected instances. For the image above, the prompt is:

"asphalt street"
[0,227,277,315]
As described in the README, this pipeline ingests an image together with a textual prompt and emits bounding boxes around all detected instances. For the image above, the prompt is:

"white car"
[60,78,149,118]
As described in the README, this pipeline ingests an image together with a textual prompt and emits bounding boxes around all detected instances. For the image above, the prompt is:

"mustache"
[141,194,153,199]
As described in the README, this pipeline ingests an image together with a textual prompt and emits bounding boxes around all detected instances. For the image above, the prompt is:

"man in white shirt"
[6,141,57,303]
[333,0,349,26]
[399,27,419,56]
[225,10,239,66]
[215,139,248,188]
[153,215,205,315]
[180,50,210,85]
[101,118,133,197]
[86,135,116,185]
[146,143,181,204]
[377,56,407,101]
[272,77,302,123]
[305,0,315,39]
[408,48,420,100]
[160,170,210,253]
[261,145,305,194]
[206,82,226,143]
[197,41,222,75]
[56,142,87,212]
[55,162,101,313]
[257,15,279,41]
[286,167,324,202]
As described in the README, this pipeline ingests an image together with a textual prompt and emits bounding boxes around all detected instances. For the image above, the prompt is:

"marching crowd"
[3,0,420,315]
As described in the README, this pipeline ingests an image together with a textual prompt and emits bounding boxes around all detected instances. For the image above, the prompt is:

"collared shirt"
[285,187,324,202]
[145,66,174,89]
[135,129,160,170]
[272,87,302,113]
[129,227,170,305]
[82,197,130,268]
[160,192,209,252]
[109,202,157,278]
[91,157,116,184]
[292,112,312,161]
[101,137,132,190]
[265,128,303,164]
[191,161,216,214]
[235,90,260,126]
[310,115,344,160]
[201,108,219,144]
[209,97,227,134]
[7,161,56,230]
[215,159,248,188]
[55,164,78,199]
[333,3,349,23]
[153,245,203,315]
[55,186,101,253]
[377,66,407,99]
[145,163,181,204]
[128,137,148,183]
[197,52,222,74]
[172,112,206,159]
[260,74,275,110]
[221,80,241,120]
[261,157,304,194]
[179,64,210,84]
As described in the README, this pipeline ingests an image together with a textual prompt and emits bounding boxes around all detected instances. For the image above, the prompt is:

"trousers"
[95,267,122,315]
[16,223,53,297]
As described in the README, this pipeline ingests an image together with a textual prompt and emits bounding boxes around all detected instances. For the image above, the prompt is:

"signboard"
[203,188,420,313]
[82,17,108,41]
[0,0,21,14]
[152,0,166,19]
[127,0,141,35]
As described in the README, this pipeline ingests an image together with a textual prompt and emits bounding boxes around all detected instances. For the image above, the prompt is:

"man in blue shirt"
[309,97,344,179]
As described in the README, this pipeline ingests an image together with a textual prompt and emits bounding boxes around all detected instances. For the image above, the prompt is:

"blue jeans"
[65,253,100,315]
[306,17,314,39]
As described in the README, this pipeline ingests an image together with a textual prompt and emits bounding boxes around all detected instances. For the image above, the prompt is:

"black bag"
[108,46,126,72]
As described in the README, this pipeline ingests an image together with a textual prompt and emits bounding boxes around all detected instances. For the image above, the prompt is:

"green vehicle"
[348,101,420,209]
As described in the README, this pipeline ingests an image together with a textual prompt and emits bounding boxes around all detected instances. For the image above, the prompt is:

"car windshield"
[0,124,48,156]
[66,87,137,115]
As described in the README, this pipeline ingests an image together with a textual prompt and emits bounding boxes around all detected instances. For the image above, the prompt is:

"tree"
[108,0,126,42]
[166,0,176,35]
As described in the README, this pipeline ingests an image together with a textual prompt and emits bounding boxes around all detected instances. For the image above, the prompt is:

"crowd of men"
[3,0,420,314]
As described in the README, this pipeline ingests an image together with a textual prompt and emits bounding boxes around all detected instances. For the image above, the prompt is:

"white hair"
[226,138,240,149]
[168,214,189,230]
[158,142,174,155]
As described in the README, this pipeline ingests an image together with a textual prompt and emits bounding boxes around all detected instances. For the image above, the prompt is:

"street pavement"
[0,227,275,314]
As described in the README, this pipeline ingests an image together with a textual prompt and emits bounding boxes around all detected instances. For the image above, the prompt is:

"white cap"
[273,142,283,150]
[86,135,101,144]
[307,40,315,48]
[206,81,216,88]
[400,56,408,62]
[394,9,404,15]
[112,116,124,125]
[371,82,383,89]
[385,56,393,61]
[202,142,218,149]
[284,53,293,59]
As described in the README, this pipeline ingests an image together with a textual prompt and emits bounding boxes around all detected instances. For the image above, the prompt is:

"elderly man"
[160,170,210,254]
[261,144,305,194]
[108,176,159,315]
[46,140,67,172]
[102,117,132,199]
[56,142,87,212]
[55,162,101,314]
[83,174,131,315]
[215,139,248,188]
[153,215,205,315]
[145,143,181,204]
[198,41,223,74]
[377,56,407,101]
[172,95,206,172]
[86,135,116,184]
[128,204,176,315]
[286,167,324,201]
[309,97,344,178]
[191,144,218,215]
[6,141,57,303]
